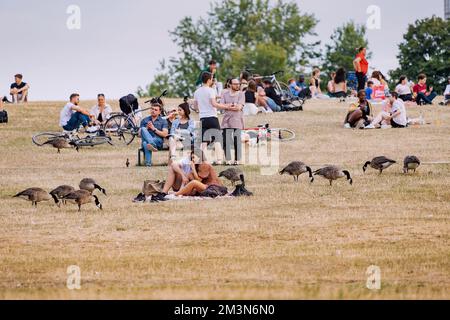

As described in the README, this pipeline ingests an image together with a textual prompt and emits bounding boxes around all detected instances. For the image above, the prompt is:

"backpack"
[0,110,8,123]
[142,180,165,197]
[119,94,139,115]
[198,185,228,198]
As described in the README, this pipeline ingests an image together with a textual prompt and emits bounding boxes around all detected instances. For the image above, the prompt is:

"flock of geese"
[276,155,421,186]
[13,178,106,211]
[12,156,421,210]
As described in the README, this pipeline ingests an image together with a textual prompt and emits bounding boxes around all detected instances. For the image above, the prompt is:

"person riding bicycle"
[139,99,169,167]
[59,93,97,133]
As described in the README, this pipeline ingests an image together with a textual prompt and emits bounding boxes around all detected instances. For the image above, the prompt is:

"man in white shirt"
[60,93,96,132]
[193,71,236,163]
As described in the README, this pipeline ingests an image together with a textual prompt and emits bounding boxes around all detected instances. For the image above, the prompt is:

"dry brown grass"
[0,98,449,300]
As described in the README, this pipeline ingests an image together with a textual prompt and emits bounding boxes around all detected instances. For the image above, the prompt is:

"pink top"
[220,90,245,129]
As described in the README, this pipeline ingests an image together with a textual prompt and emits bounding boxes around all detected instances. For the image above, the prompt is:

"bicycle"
[103,90,168,145]
[32,130,112,149]
[252,71,304,110]
[243,123,296,143]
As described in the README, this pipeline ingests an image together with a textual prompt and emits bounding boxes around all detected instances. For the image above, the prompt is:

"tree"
[389,16,450,92]
[322,21,370,75]
[137,60,170,98]
[140,0,319,97]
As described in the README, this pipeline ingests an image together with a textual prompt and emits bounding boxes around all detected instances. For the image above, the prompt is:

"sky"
[0,0,445,101]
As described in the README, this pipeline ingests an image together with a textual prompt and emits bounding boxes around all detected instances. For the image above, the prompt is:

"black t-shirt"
[265,87,282,106]
[245,90,256,104]
[10,82,27,91]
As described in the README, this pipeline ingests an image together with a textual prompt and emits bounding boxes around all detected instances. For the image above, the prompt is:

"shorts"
[200,117,221,143]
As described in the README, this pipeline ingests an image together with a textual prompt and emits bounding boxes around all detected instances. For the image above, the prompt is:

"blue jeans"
[141,128,163,165]
[416,92,437,105]
[266,97,282,112]
[63,112,90,131]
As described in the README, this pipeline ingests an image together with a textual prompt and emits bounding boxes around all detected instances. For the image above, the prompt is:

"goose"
[218,167,244,186]
[313,166,353,186]
[50,185,76,207]
[404,156,421,173]
[62,190,103,212]
[363,156,396,174]
[13,188,58,207]
[280,161,314,182]
[43,137,78,153]
[79,178,107,195]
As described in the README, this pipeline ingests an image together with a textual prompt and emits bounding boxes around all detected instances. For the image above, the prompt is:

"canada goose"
[62,190,103,212]
[219,167,244,186]
[363,156,396,174]
[50,185,76,207]
[313,166,353,186]
[43,138,78,153]
[404,156,421,173]
[79,178,107,195]
[13,188,58,207]
[280,161,314,182]
[231,174,253,197]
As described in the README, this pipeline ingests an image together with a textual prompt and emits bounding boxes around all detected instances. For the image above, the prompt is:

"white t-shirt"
[60,102,76,127]
[391,99,407,126]
[444,84,450,96]
[194,86,217,119]
[395,84,412,95]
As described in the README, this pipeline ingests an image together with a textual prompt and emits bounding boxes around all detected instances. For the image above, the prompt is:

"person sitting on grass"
[440,76,450,106]
[289,78,310,100]
[413,74,437,105]
[365,81,374,101]
[162,149,200,195]
[395,76,414,102]
[139,101,169,167]
[169,102,195,161]
[173,149,223,197]
[329,68,347,99]
[10,74,30,104]
[59,93,97,133]
[90,94,113,127]
[344,90,374,129]
[365,92,407,129]
[263,80,282,112]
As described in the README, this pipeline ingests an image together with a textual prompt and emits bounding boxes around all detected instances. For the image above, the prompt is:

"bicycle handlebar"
[144,90,168,104]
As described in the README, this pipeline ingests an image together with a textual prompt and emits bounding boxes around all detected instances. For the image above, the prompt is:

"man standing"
[353,47,369,92]
[196,60,218,87]
[60,93,96,132]
[413,74,437,105]
[193,71,233,164]
[10,74,30,103]
[140,102,169,167]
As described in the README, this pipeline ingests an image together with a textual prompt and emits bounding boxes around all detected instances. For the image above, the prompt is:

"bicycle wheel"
[32,132,67,147]
[74,135,112,148]
[269,128,296,142]
[104,114,137,145]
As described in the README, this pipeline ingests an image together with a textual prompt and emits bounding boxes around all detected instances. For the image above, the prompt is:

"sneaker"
[364,124,376,129]
[2,96,11,104]
[133,193,146,203]
[344,123,351,129]
[86,126,99,133]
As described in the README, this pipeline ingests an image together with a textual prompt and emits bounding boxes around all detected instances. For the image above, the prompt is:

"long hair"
[397,75,407,85]
[334,68,346,84]
[178,102,191,120]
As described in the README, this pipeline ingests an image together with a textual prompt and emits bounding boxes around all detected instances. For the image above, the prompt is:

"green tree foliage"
[389,16,450,92]
[322,21,370,75]
[142,0,319,97]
